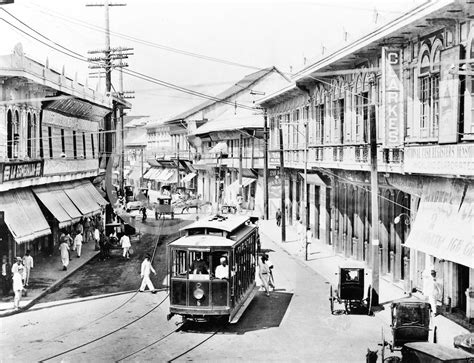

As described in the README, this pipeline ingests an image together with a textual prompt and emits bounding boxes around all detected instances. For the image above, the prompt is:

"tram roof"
[169,234,237,248]
[180,215,250,233]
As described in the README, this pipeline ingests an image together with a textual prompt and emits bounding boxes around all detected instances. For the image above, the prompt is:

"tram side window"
[172,250,187,277]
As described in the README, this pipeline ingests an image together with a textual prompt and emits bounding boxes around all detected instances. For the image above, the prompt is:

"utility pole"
[369,82,380,306]
[279,126,286,242]
[304,119,309,261]
[140,147,144,188]
[263,110,269,220]
[176,141,180,189]
[239,134,243,197]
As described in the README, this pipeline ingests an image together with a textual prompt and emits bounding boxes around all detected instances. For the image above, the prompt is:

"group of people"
[1,251,34,310]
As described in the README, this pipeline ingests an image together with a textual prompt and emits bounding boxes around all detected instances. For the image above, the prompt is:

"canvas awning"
[63,183,102,217]
[81,181,108,207]
[0,189,51,244]
[143,167,162,180]
[33,184,82,229]
[161,169,178,184]
[209,142,228,155]
[181,172,197,184]
[228,177,256,190]
[299,172,328,186]
[404,180,474,268]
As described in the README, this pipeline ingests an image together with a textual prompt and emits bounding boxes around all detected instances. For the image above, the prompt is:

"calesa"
[167,214,260,323]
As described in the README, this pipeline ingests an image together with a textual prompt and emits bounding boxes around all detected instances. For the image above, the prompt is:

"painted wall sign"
[404,144,474,176]
[1,160,43,182]
[382,47,404,147]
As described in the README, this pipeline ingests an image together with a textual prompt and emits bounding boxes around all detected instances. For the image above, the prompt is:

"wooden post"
[263,111,269,220]
[279,127,286,242]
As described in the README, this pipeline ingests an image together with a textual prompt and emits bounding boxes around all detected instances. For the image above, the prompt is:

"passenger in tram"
[214,257,229,280]
[190,253,209,275]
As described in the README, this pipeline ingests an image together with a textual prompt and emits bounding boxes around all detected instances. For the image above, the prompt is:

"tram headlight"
[193,287,205,300]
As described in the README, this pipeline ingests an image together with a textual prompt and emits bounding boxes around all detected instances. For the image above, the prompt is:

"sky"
[0,0,425,120]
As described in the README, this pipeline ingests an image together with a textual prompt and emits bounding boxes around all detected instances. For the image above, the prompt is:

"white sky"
[1,0,425,119]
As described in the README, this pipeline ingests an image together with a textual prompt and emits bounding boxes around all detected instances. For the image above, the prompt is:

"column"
[314,185,320,239]
[0,106,6,160]
[380,190,390,274]
[325,185,332,245]
[389,190,396,280]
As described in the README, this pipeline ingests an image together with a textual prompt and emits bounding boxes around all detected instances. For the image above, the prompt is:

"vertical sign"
[383,47,403,147]
[439,46,460,144]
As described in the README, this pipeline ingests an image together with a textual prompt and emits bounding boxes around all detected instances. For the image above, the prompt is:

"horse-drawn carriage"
[154,195,174,219]
[380,299,437,362]
[329,263,372,315]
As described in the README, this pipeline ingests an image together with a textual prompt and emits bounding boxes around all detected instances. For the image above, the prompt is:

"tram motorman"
[190,252,209,275]
[214,256,229,280]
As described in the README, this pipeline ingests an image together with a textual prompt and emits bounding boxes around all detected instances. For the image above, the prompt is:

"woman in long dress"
[59,235,70,271]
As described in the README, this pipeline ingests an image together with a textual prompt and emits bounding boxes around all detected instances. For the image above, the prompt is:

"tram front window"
[189,251,210,280]
[213,252,229,280]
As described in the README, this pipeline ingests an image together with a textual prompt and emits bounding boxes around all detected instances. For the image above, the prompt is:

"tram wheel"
[329,285,334,314]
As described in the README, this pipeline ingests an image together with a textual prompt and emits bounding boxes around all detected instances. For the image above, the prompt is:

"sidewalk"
[258,218,470,347]
[0,241,99,317]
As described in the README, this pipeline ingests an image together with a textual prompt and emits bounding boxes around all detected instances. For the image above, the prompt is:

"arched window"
[418,41,441,139]
[13,110,19,158]
[355,74,369,143]
[7,109,13,159]
[314,88,325,144]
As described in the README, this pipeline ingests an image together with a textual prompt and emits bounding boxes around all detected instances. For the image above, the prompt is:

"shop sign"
[404,144,474,176]
[269,151,280,164]
[382,47,403,147]
[1,160,43,182]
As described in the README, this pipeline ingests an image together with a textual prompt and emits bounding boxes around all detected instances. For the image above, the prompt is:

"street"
[0,231,389,362]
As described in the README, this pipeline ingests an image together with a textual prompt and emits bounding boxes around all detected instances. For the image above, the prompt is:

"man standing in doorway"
[22,250,33,287]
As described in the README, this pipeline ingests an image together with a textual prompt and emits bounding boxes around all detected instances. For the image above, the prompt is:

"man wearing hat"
[215,256,229,280]
[139,253,157,293]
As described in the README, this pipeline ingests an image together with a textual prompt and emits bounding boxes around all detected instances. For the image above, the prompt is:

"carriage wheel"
[329,285,334,314]
[433,326,437,344]
[367,284,373,315]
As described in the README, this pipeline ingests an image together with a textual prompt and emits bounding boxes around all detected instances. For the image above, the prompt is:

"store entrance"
[457,264,470,313]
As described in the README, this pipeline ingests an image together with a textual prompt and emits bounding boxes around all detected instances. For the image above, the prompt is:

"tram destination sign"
[1,160,43,182]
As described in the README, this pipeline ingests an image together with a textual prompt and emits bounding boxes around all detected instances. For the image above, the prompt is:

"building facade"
[259,0,473,320]
[0,45,110,263]
[164,67,290,214]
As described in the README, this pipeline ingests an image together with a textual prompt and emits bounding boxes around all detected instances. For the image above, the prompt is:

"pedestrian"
[11,257,25,310]
[139,253,157,293]
[275,208,282,227]
[424,269,441,317]
[296,219,305,250]
[74,231,83,258]
[1,255,12,296]
[94,227,100,251]
[120,233,131,260]
[258,254,271,297]
[59,235,70,270]
[22,250,33,287]
[236,193,243,213]
[65,231,74,261]
[76,219,84,236]
[266,254,275,291]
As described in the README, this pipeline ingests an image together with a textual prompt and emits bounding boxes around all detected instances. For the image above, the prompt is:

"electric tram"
[167,214,260,323]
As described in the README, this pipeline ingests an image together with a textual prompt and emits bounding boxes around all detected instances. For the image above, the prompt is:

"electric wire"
[167,330,220,363]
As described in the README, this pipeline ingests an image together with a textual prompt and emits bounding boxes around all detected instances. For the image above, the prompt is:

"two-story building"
[0,45,110,261]
[258,0,473,321]
[165,67,290,214]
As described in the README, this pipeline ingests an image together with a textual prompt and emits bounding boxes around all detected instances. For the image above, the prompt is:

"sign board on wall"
[382,47,404,147]
[1,160,43,182]
[404,144,474,176]
[438,46,460,144]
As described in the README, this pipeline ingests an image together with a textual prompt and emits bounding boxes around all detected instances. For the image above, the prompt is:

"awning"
[209,142,228,155]
[63,183,102,217]
[229,177,256,190]
[299,172,328,186]
[143,167,162,180]
[161,169,178,184]
[181,172,197,184]
[33,184,82,229]
[404,180,474,268]
[0,189,51,244]
[81,181,108,207]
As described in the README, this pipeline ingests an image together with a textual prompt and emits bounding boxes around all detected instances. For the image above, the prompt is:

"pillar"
[314,185,320,239]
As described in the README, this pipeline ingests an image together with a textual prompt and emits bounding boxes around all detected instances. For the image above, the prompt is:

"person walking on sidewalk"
[1,255,11,296]
[266,254,276,291]
[11,257,25,310]
[22,250,33,287]
[59,236,70,271]
[258,254,271,297]
[74,232,83,258]
[275,208,282,227]
[120,233,131,260]
[139,253,157,293]
[94,227,100,251]
[296,219,305,249]
[424,269,441,317]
